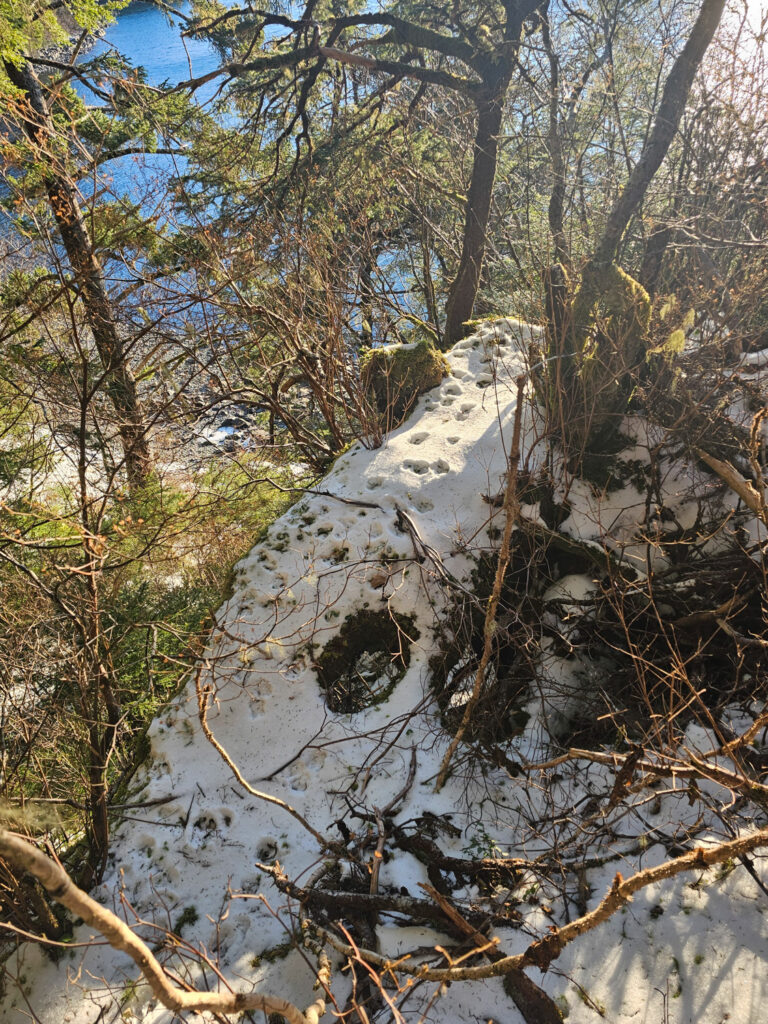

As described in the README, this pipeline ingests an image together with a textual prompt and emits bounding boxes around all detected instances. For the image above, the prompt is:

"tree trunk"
[543,0,727,450]
[592,0,726,269]
[541,7,570,269]
[441,0,545,348]
[359,254,374,348]
[639,221,674,293]
[443,93,505,347]
[4,60,152,489]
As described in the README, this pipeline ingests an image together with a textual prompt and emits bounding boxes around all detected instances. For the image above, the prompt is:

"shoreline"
[35,4,109,67]
[36,27,105,67]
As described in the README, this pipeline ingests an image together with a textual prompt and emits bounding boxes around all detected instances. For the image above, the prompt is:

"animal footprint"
[248,697,266,719]
[404,459,430,476]
[304,748,327,771]
[456,402,476,421]
[476,374,494,388]
[435,459,450,474]
[191,809,230,839]
[443,383,462,396]
[415,498,434,512]
[367,475,383,489]
[256,837,278,862]
[409,432,430,446]
[446,436,460,444]
[287,767,309,792]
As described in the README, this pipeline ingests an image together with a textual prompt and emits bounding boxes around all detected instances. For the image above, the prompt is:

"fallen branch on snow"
[318,827,768,981]
[0,830,330,1024]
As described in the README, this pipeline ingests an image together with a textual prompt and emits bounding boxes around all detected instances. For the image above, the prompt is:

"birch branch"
[695,447,764,516]
[320,827,768,981]
[0,830,330,1024]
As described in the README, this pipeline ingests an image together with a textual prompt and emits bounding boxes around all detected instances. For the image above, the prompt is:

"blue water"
[76,1,234,201]
[84,1,225,89]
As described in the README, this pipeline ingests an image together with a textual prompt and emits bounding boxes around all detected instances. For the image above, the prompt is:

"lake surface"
[77,1,234,201]
[85,1,225,89]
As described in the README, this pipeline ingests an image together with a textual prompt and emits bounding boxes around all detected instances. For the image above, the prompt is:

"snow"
[3,319,768,1024]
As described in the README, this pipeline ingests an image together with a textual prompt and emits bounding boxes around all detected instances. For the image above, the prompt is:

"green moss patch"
[316,609,419,713]
[361,339,449,426]
[548,261,651,449]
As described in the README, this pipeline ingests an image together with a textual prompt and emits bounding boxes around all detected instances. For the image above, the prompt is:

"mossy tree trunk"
[4,60,153,491]
[543,0,726,447]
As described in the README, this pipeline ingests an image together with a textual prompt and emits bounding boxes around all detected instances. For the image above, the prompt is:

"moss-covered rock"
[361,339,449,427]
[315,608,419,713]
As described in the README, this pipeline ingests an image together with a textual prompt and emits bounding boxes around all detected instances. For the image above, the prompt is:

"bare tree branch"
[0,830,330,1024]
[593,0,727,266]
[320,827,768,981]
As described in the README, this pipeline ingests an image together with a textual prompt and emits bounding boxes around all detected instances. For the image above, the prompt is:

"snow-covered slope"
[4,321,768,1024]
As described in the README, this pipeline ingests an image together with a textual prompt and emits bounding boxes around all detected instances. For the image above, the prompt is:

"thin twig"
[435,375,527,789]
[196,675,329,848]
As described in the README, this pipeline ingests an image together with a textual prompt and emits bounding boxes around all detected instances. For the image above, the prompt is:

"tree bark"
[442,0,545,348]
[541,5,570,269]
[592,0,726,269]
[639,221,674,293]
[359,253,374,347]
[443,93,505,347]
[4,60,152,489]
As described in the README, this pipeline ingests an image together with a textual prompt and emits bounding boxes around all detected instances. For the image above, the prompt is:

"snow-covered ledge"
[4,320,768,1024]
